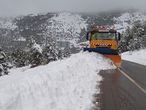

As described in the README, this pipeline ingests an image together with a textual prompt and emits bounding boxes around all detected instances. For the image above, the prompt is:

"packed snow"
[0,52,114,110]
[9,66,31,73]
[122,49,146,66]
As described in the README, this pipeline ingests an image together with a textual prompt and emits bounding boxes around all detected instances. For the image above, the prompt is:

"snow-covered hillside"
[114,11,146,33]
[48,12,87,45]
[122,49,146,66]
[0,52,114,110]
[0,17,16,29]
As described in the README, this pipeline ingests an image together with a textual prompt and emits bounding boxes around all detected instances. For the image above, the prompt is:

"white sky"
[0,0,146,16]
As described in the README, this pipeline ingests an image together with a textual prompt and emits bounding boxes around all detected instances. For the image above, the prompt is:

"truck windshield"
[91,32,116,40]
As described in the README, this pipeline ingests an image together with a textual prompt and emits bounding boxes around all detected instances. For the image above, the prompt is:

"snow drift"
[122,49,146,66]
[0,52,114,110]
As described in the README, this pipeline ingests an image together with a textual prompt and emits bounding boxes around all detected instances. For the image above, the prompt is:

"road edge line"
[118,68,146,94]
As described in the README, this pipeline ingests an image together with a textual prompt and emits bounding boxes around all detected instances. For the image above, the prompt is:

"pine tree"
[30,42,43,67]
[42,41,59,64]
[0,48,9,76]
[11,49,30,67]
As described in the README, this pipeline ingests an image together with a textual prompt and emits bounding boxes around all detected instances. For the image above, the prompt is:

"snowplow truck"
[84,25,121,67]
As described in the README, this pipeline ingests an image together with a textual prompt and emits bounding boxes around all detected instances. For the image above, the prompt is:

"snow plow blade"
[104,55,121,67]
[84,48,121,67]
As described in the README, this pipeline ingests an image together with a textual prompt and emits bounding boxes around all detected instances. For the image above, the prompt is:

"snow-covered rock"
[0,52,114,110]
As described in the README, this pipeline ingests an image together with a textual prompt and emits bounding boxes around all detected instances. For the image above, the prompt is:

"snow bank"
[122,49,146,66]
[9,66,31,73]
[0,52,114,110]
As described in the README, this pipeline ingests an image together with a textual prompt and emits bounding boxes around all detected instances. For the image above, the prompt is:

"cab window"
[91,32,116,40]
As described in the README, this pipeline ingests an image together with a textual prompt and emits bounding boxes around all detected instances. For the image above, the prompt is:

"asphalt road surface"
[96,60,146,110]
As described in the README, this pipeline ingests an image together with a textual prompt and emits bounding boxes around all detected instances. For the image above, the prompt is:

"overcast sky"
[0,0,146,17]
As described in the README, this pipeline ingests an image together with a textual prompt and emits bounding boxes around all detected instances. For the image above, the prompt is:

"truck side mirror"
[117,32,121,41]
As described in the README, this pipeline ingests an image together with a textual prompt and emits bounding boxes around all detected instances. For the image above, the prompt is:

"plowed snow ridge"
[122,49,146,66]
[0,52,114,110]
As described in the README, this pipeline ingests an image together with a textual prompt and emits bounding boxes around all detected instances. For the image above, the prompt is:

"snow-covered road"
[0,52,114,110]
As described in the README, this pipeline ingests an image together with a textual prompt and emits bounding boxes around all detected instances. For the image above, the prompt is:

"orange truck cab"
[84,26,121,67]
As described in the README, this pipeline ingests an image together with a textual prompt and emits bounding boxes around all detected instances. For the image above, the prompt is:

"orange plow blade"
[104,55,121,67]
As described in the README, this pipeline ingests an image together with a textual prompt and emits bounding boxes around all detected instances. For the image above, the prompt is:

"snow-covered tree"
[119,27,132,52]
[30,42,43,67]
[47,12,87,45]
[119,20,146,52]
[14,14,49,44]
[0,47,11,76]
[42,40,59,64]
